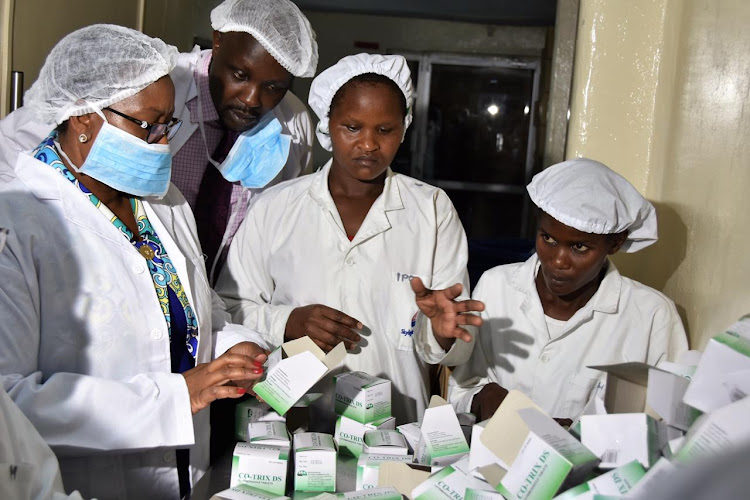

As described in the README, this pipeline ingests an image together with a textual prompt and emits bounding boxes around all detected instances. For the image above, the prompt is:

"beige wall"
[567,0,750,349]
[11,0,142,93]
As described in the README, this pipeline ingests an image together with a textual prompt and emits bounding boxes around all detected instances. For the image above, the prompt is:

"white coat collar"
[513,253,623,339]
[15,152,134,251]
[307,159,405,244]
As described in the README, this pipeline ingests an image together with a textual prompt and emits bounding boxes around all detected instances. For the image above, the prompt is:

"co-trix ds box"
[334,371,392,424]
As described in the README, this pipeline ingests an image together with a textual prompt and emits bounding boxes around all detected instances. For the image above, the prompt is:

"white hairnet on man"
[211,0,318,77]
[308,53,413,151]
[24,24,178,125]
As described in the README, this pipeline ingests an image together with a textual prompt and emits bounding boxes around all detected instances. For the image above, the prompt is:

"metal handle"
[10,71,23,111]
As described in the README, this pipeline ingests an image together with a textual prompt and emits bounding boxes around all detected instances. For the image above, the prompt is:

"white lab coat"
[448,254,688,419]
[168,48,314,279]
[216,160,474,425]
[0,151,269,499]
[0,381,84,500]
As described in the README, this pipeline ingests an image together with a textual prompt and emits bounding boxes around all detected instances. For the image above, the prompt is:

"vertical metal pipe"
[10,71,23,111]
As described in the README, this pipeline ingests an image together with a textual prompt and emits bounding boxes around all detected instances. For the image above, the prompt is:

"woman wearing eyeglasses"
[0,25,271,499]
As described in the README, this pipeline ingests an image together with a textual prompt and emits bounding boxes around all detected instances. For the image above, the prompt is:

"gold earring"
[78,134,88,143]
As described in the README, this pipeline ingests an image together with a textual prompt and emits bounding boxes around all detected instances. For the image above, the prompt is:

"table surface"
[186,447,359,500]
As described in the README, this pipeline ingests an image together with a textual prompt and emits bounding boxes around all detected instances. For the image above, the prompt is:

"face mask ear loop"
[196,77,221,169]
[55,106,109,173]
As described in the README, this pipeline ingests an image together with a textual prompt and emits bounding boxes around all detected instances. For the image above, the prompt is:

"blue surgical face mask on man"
[59,111,172,198]
[197,95,291,189]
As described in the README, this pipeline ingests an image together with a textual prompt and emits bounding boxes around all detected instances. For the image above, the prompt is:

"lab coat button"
[162,450,175,463]
[346,258,354,266]
[541,353,550,363]
[132,263,145,274]
[151,329,163,340]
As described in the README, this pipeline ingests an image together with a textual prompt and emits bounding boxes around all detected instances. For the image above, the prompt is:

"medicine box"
[254,337,346,416]
[362,429,409,456]
[235,399,284,441]
[479,392,599,500]
[294,432,337,492]
[246,421,291,448]
[230,442,289,496]
[334,371,392,424]
[415,396,470,466]
[335,415,396,457]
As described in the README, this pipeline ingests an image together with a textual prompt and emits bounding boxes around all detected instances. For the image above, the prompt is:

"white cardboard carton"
[469,420,509,475]
[334,371,392,424]
[363,430,410,456]
[254,337,346,416]
[479,391,599,500]
[411,459,495,500]
[230,442,289,495]
[579,414,661,469]
[552,460,645,499]
[310,487,404,500]
[294,432,337,492]
[211,484,290,500]
[464,489,505,500]
[588,362,694,430]
[246,421,291,447]
[415,396,470,466]
[335,415,396,457]
[674,395,750,464]
[623,457,675,498]
[357,453,416,489]
[398,423,422,453]
[683,316,750,413]
[235,399,285,441]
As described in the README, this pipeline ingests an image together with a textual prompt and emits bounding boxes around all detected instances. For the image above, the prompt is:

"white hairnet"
[308,53,413,151]
[24,24,178,125]
[527,158,658,253]
[211,0,318,78]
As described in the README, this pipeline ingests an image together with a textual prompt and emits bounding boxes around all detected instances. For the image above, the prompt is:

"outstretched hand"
[410,277,484,351]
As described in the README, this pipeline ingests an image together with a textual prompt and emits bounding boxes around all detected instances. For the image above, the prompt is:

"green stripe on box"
[552,482,590,500]
[714,331,750,356]
[253,383,292,416]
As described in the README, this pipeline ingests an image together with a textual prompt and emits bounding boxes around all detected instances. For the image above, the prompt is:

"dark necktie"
[194,130,236,282]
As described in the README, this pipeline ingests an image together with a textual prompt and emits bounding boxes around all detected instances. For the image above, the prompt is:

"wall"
[566,0,750,349]
[11,0,142,93]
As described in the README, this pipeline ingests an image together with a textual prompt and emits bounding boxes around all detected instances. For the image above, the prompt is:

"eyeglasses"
[103,107,182,144]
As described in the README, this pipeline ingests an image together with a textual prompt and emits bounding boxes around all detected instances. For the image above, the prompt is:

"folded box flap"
[480,390,544,466]
[378,462,431,499]
[282,336,325,359]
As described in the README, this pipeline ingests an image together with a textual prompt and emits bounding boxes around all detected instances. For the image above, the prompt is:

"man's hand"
[411,277,485,351]
[470,382,509,421]
[182,344,266,414]
[285,304,362,352]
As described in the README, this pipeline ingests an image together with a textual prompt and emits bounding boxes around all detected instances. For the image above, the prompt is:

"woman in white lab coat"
[448,159,688,422]
[0,25,269,499]
[216,54,484,425]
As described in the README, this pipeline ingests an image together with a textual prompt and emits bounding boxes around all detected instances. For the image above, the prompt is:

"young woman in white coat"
[448,159,688,423]
[0,25,270,499]
[216,54,484,426]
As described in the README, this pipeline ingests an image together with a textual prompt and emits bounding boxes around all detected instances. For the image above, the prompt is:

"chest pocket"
[564,371,604,419]
[384,271,421,352]
[0,463,34,499]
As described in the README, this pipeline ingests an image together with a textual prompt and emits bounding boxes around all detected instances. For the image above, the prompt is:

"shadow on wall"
[610,201,690,339]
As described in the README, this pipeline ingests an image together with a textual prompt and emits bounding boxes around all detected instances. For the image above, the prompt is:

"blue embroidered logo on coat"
[401,312,418,337]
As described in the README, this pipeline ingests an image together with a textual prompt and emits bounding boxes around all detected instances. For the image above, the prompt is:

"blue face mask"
[213,116,292,189]
[60,118,172,198]
[197,92,291,189]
